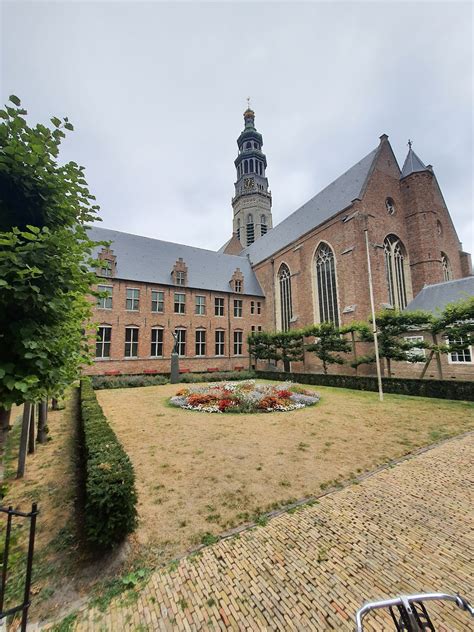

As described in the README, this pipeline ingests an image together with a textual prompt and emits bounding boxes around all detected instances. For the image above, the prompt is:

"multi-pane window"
[126,288,140,311]
[176,271,186,286]
[315,243,339,326]
[250,301,255,314]
[278,264,293,331]
[441,253,452,282]
[195,295,206,315]
[234,299,243,317]
[99,263,112,277]
[215,330,225,356]
[96,326,111,358]
[233,331,243,355]
[176,329,186,356]
[384,235,408,310]
[215,297,224,316]
[195,330,206,356]
[150,328,163,357]
[151,290,164,313]
[235,280,242,293]
[97,285,113,309]
[174,292,186,314]
[257,301,261,315]
[124,327,139,358]
[404,336,425,362]
[246,214,255,246]
[449,339,472,364]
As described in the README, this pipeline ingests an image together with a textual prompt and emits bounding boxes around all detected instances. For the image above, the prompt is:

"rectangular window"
[126,288,139,311]
[151,328,163,357]
[99,263,112,277]
[258,326,262,332]
[176,271,186,286]
[124,327,139,358]
[449,339,473,364]
[176,329,186,356]
[97,285,113,309]
[404,336,425,362]
[233,299,243,318]
[96,326,111,358]
[233,331,243,356]
[151,290,164,313]
[251,325,255,333]
[235,280,242,293]
[250,301,255,314]
[215,297,224,316]
[195,295,206,315]
[257,301,261,315]
[195,330,206,356]
[215,330,225,356]
[174,292,186,314]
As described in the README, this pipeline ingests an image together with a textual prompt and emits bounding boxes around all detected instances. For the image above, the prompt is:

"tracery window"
[315,243,339,326]
[278,264,293,331]
[441,252,452,282]
[383,234,408,309]
[246,214,255,246]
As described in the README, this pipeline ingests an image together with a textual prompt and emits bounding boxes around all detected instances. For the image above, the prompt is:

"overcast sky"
[2,1,473,255]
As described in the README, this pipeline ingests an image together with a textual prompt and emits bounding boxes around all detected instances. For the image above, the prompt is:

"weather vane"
[408,139,413,149]
[247,96,251,109]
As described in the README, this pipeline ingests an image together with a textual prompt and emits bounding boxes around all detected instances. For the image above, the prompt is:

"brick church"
[87,108,473,378]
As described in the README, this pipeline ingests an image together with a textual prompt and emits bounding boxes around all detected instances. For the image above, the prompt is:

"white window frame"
[96,326,111,359]
[124,326,139,358]
[215,330,225,356]
[195,295,206,315]
[235,280,242,293]
[195,329,206,356]
[126,288,140,311]
[174,292,186,314]
[176,271,186,286]
[97,285,113,310]
[150,327,164,358]
[233,331,243,356]
[404,335,426,363]
[215,297,224,317]
[176,328,186,357]
[233,299,243,318]
[151,290,164,313]
[448,338,473,364]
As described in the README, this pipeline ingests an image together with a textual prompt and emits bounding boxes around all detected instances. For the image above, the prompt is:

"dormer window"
[176,271,185,286]
[235,280,242,293]
[172,258,188,287]
[385,197,396,215]
[230,268,244,294]
[97,247,116,278]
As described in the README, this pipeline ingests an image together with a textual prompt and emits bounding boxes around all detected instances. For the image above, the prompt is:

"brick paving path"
[59,434,474,630]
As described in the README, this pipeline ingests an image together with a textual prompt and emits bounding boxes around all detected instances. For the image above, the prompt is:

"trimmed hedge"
[178,370,255,383]
[91,374,168,390]
[79,379,138,547]
[256,371,474,401]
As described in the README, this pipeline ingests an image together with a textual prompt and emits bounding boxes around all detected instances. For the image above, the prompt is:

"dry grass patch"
[96,381,474,566]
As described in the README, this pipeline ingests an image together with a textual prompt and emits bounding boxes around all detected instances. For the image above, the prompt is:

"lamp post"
[364,227,384,402]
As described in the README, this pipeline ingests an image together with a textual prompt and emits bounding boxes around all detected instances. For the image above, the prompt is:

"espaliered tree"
[248,330,304,372]
[0,95,101,475]
[304,322,352,374]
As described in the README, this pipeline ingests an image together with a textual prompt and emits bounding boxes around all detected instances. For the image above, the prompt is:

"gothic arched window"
[315,243,339,326]
[278,264,293,331]
[245,141,251,149]
[260,214,267,236]
[246,214,255,246]
[250,159,254,172]
[384,234,408,309]
[441,252,452,281]
[244,161,248,174]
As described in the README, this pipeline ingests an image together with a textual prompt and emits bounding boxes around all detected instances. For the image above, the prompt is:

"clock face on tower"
[244,177,254,190]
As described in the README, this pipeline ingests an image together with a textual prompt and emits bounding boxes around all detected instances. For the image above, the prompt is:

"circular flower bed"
[169,380,320,413]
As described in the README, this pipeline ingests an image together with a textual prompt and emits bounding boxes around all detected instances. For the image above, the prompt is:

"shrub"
[179,370,255,383]
[79,379,138,547]
[91,374,168,389]
[255,371,474,401]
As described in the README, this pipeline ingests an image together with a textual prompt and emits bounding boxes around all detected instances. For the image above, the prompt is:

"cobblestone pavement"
[59,434,474,631]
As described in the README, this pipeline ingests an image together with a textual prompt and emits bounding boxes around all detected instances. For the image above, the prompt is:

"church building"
[87,108,473,379]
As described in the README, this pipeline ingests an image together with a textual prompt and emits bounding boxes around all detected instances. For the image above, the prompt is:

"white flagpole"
[364,228,384,402]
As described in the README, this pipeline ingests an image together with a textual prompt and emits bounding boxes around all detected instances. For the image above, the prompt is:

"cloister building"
[87,108,473,379]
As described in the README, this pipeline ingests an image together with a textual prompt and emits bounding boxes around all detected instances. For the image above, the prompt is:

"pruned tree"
[304,322,351,374]
[0,95,101,475]
[248,330,304,372]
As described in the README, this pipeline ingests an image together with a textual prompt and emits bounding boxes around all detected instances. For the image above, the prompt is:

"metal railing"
[0,503,39,632]
[355,592,474,631]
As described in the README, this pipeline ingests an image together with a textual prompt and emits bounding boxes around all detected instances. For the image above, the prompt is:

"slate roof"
[87,226,264,296]
[405,277,474,314]
[241,146,379,265]
[401,147,428,178]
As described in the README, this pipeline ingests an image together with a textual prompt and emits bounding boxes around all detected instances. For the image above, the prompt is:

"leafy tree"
[248,330,304,372]
[0,95,101,469]
[304,322,351,374]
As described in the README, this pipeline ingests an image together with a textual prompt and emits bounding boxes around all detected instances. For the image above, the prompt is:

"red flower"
[276,389,292,399]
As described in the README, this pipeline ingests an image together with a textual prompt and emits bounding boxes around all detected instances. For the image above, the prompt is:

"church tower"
[232,107,273,248]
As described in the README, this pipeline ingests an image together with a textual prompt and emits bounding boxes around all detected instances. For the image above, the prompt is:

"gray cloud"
[2,1,472,254]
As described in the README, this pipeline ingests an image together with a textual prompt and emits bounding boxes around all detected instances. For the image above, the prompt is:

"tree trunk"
[432,333,443,380]
[37,400,48,444]
[283,358,290,373]
[17,403,31,479]
[28,404,36,454]
[386,357,392,378]
[351,331,358,375]
[0,406,11,443]
[420,350,434,379]
[51,398,59,410]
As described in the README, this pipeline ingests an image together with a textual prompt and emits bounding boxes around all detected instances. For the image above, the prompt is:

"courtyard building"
[87,108,472,378]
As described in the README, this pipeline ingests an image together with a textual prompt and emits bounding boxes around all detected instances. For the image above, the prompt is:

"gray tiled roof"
[241,146,379,265]
[400,148,428,178]
[88,226,264,296]
[405,277,474,314]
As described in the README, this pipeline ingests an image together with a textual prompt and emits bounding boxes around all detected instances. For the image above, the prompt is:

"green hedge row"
[79,379,138,547]
[179,370,255,383]
[256,371,474,401]
[91,374,168,389]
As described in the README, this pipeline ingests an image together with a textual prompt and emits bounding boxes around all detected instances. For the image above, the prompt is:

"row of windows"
[97,287,261,316]
[237,159,264,178]
[405,336,472,364]
[96,326,248,359]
